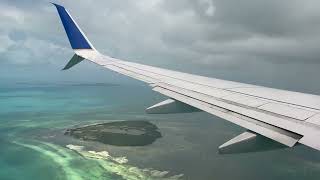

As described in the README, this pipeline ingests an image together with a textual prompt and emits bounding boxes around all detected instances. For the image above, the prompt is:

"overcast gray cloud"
[1,0,320,93]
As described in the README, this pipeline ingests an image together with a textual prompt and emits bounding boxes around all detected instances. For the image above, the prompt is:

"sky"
[1,0,320,94]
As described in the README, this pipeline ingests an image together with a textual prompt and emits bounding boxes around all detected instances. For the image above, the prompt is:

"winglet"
[62,54,84,70]
[52,3,95,50]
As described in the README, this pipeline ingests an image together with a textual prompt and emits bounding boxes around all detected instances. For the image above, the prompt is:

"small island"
[64,120,162,146]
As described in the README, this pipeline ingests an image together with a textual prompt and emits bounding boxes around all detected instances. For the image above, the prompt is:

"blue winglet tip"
[51,2,92,49]
[50,2,59,8]
[51,3,66,12]
[50,2,61,7]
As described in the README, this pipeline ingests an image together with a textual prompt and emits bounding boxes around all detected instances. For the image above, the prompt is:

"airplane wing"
[52,3,320,153]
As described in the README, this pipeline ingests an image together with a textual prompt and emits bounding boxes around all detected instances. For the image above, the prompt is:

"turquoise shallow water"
[0,83,172,180]
[1,83,320,180]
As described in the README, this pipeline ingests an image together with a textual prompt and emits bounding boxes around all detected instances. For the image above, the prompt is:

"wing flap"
[258,103,316,121]
[154,82,320,134]
[231,87,320,111]
[306,114,320,126]
[152,86,302,147]
[222,94,269,107]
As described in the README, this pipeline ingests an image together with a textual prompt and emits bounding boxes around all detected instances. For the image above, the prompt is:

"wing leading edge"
[52,4,320,153]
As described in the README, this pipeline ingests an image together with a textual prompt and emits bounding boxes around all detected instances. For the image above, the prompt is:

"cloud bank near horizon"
[1,0,320,92]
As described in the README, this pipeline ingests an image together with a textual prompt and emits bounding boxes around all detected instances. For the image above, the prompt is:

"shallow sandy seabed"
[14,140,183,180]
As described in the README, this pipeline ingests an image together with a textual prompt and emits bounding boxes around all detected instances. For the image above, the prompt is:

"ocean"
[1,83,320,180]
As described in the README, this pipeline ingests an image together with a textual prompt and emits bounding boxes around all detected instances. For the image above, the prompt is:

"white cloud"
[200,0,216,17]
[0,34,14,53]
[1,0,320,84]
[0,5,25,24]
[136,0,162,11]
[2,37,68,65]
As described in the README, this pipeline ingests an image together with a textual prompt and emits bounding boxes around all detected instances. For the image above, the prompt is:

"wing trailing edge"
[218,131,288,154]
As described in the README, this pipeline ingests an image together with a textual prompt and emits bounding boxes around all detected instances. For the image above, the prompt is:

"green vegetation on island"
[65,121,162,146]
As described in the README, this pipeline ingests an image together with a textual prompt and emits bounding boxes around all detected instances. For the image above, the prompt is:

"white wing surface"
[53,3,320,153]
